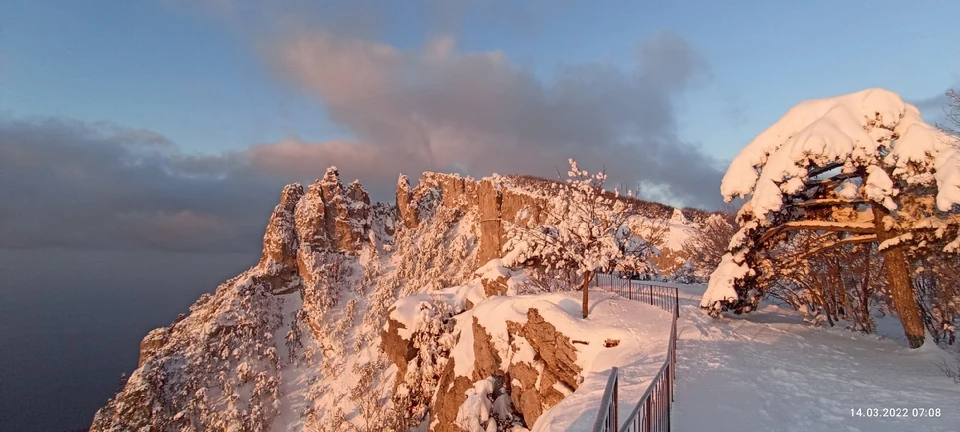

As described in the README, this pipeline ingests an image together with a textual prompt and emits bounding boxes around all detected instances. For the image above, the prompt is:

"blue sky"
[4,0,957,159]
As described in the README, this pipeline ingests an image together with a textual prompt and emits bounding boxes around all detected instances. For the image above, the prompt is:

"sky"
[3,0,959,254]
[1,1,959,429]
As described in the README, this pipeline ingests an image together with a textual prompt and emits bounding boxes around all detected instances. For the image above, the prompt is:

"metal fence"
[590,274,679,432]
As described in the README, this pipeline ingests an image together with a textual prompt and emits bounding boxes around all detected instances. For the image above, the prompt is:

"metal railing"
[590,273,679,432]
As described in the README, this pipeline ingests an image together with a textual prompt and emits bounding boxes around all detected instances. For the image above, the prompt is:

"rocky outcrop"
[397,174,419,229]
[98,163,703,432]
[519,309,581,389]
[381,317,416,391]
[431,318,503,432]
[259,184,304,268]
[295,180,330,252]
[506,309,581,426]
[295,167,372,254]
[397,174,554,265]
[137,327,170,367]
[432,357,474,432]
[421,306,583,430]
[258,184,304,292]
[319,168,372,251]
[479,269,509,297]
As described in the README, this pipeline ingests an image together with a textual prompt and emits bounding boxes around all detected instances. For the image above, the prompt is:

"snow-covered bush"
[455,378,497,432]
[393,296,457,426]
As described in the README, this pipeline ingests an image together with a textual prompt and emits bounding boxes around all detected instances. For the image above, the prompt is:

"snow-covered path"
[674,285,960,432]
[532,292,673,431]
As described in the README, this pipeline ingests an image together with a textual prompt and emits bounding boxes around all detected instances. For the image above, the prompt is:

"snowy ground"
[532,292,673,431]
[675,284,960,432]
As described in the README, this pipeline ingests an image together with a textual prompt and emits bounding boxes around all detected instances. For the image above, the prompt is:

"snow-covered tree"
[701,88,960,348]
[504,159,649,318]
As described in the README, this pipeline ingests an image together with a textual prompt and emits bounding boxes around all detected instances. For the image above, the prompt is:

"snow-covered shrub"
[348,356,407,432]
[393,296,457,426]
[455,378,497,432]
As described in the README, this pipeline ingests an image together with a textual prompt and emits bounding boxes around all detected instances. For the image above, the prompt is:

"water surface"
[0,248,256,431]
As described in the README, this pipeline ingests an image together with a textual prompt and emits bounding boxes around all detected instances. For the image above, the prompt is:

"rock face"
[477,179,504,264]
[517,309,582,390]
[381,317,416,391]
[421,307,582,431]
[293,168,377,339]
[259,184,304,269]
[397,174,552,265]
[395,172,710,282]
[296,180,330,252]
[479,269,509,297]
[258,184,304,292]
[137,327,170,367]
[294,167,372,255]
[432,358,474,432]
[397,174,419,229]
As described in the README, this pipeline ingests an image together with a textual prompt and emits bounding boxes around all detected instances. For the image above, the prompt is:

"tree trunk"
[582,270,592,319]
[858,246,874,333]
[872,206,925,348]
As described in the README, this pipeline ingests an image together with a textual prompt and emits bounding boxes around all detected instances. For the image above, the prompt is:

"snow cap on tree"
[721,88,960,221]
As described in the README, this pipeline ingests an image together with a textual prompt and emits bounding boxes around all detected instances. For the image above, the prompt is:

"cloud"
[910,87,957,127]
[1,18,728,253]
[267,31,724,207]
[0,116,279,252]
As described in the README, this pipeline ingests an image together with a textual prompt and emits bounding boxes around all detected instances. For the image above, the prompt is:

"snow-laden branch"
[757,220,876,245]
[786,198,867,209]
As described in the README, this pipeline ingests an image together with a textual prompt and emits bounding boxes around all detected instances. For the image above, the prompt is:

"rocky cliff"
[90,167,704,432]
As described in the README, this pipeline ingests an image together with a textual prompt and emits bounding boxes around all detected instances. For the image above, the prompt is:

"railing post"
[613,370,619,430]
[645,394,652,432]
[674,289,679,319]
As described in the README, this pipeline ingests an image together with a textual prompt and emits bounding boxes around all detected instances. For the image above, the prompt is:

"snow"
[456,378,497,432]
[837,180,860,199]
[700,253,751,309]
[878,232,914,251]
[676,284,960,432]
[865,165,897,210]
